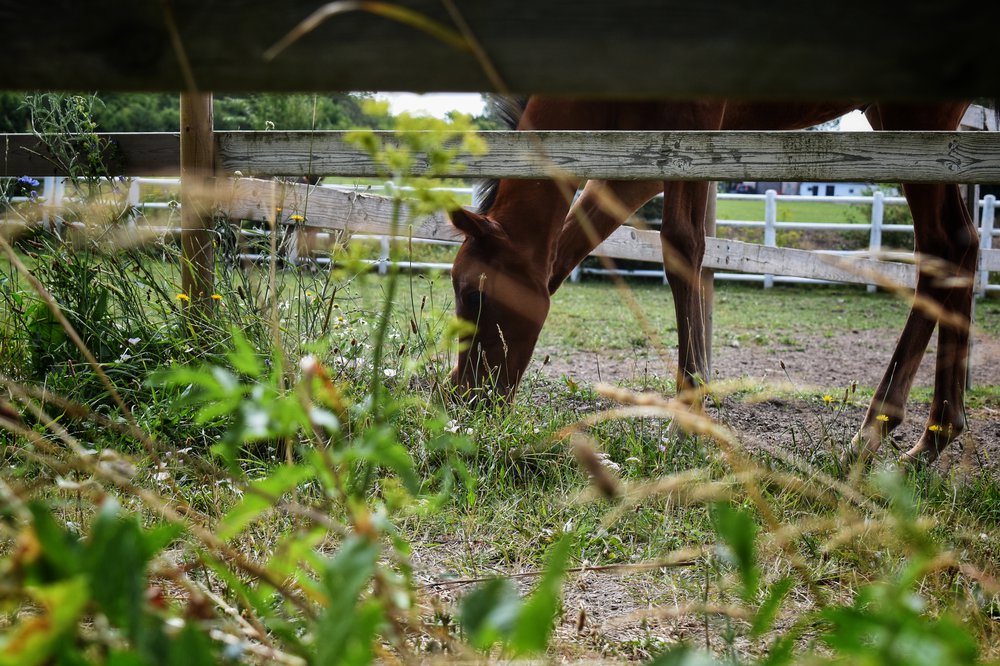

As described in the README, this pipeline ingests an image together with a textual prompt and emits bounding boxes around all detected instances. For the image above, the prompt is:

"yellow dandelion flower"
[876,414,889,423]
[822,394,833,404]
[176,293,190,302]
[928,424,942,433]
[211,294,222,301]
[290,214,305,222]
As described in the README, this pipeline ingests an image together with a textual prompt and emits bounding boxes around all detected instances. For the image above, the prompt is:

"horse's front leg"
[661,181,711,395]
[547,180,664,294]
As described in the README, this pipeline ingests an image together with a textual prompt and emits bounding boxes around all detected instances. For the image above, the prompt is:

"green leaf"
[227,327,263,377]
[352,424,419,495]
[0,577,89,666]
[84,499,159,648]
[511,534,574,654]
[105,651,148,666]
[459,577,520,651]
[750,576,794,638]
[167,623,219,666]
[314,537,382,666]
[758,633,797,666]
[711,501,760,602]
[26,502,84,582]
[218,464,315,541]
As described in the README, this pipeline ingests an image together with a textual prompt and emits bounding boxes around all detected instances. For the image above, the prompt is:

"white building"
[798,182,872,197]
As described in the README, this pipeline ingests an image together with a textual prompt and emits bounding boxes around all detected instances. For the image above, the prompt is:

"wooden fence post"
[179,92,215,320]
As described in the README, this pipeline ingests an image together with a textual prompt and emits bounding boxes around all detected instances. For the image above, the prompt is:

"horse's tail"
[483,95,527,131]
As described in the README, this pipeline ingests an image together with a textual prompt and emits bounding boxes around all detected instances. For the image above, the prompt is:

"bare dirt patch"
[414,326,1000,662]
[534,327,1000,473]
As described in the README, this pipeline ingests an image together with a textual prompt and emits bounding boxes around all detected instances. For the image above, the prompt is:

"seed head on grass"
[571,434,621,499]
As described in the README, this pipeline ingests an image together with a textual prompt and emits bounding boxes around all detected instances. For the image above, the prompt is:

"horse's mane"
[474,95,527,214]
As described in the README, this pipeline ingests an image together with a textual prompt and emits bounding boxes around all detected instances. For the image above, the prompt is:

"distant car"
[734,183,755,194]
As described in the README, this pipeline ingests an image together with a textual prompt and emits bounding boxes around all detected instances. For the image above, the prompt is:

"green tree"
[0,92,32,132]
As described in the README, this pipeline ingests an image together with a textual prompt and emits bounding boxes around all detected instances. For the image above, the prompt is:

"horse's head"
[449,207,550,400]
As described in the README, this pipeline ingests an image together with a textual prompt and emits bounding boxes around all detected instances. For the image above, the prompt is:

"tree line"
[0,92,500,132]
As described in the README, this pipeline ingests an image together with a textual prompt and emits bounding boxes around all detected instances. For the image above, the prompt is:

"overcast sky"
[374,92,874,131]
[373,92,486,118]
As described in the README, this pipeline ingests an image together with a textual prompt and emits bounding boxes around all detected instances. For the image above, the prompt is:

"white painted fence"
[570,189,1000,295]
[7,176,999,294]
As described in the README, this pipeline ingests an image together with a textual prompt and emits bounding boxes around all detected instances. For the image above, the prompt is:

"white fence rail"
[6,176,999,294]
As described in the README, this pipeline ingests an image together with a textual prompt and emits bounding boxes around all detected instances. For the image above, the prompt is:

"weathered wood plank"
[217,130,1000,183]
[218,178,460,241]
[1,1,999,100]
[0,133,179,177]
[704,240,916,288]
[8,130,1000,183]
[222,178,927,288]
[587,223,918,287]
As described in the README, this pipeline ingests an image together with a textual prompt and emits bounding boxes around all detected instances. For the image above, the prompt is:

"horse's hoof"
[899,442,938,467]
[839,430,879,476]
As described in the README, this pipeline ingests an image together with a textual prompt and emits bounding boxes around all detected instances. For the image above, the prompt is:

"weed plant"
[0,95,998,665]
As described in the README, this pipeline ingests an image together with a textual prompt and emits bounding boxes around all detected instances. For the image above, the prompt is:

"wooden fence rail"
[4,1,1000,101]
[218,177,999,292]
[6,130,1000,183]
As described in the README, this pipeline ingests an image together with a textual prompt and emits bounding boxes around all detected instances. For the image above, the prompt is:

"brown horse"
[449,98,975,463]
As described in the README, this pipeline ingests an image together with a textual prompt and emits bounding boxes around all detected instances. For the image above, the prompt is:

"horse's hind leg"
[662,180,712,394]
[849,102,975,464]
[898,183,977,461]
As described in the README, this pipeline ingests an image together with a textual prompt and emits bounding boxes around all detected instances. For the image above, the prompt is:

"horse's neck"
[490,179,574,268]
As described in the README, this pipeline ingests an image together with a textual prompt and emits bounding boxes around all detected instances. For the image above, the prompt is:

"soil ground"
[410,326,1000,661]
[535,327,1000,474]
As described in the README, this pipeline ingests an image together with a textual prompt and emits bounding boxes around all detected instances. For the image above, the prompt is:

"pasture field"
[716,197,859,223]
[1,98,997,663]
[2,231,999,663]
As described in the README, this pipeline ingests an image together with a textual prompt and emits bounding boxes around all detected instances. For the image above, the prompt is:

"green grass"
[542,280,914,351]
[5,247,1000,663]
[9,100,997,664]
[716,198,860,223]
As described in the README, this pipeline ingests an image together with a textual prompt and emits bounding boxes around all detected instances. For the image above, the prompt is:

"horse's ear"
[449,208,502,241]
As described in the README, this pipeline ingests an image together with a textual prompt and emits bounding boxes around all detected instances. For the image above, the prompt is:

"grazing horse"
[449,98,975,463]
